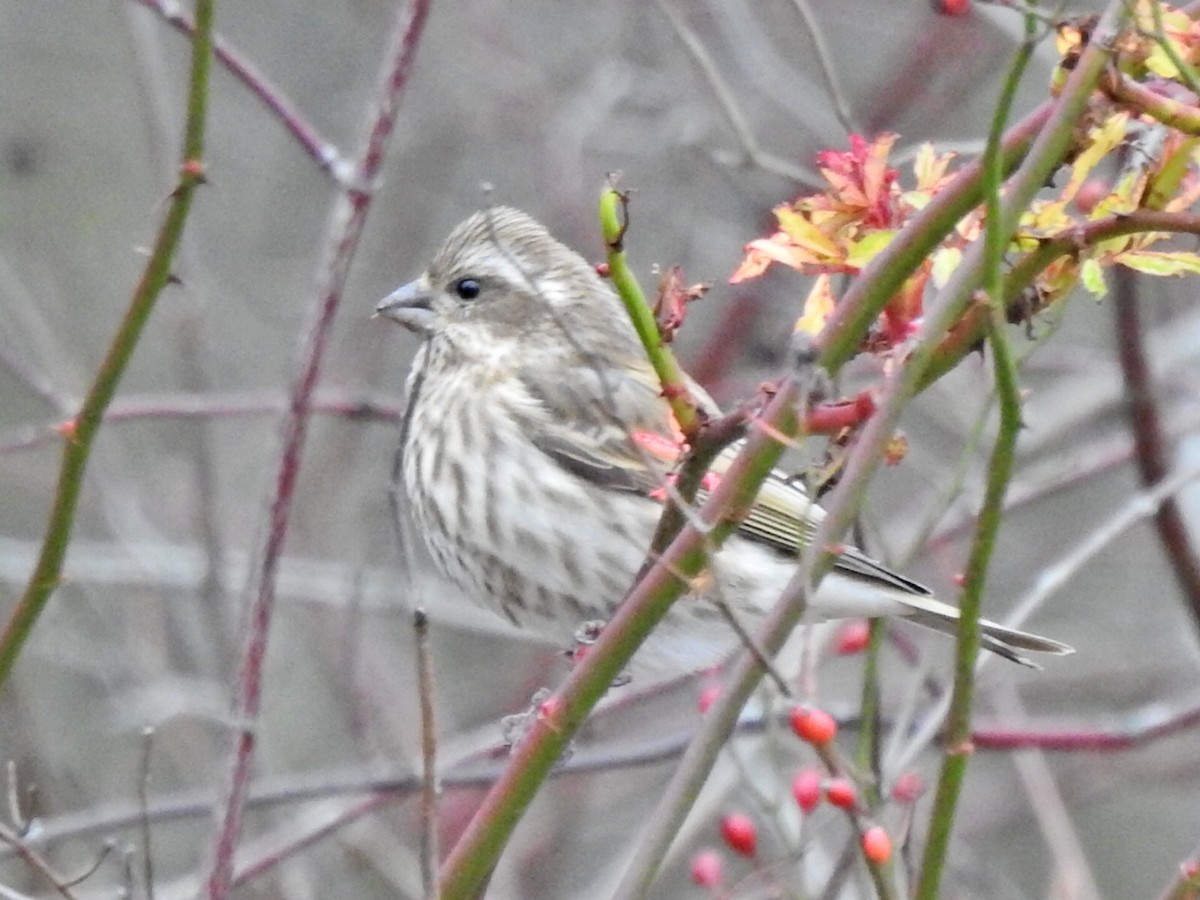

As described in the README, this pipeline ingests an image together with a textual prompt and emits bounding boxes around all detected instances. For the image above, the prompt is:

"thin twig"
[414,609,440,897]
[131,0,348,180]
[0,341,62,410]
[0,390,400,455]
[231,793,395,888]
[139,727,156,900]
[1010,458,1200,638]
[201,3,432,897]
[651,0,814,184]
[1113,266,1200,644]
[786,0,857,135]
[995,685,1103,900]
[0,821,84,899]
[599,186,702,438]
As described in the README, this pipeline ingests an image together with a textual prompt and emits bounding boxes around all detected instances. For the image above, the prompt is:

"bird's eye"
[453,278,482,300]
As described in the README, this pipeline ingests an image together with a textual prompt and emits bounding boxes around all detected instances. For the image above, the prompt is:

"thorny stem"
[0,0,213,688]
[915,8,1036,893]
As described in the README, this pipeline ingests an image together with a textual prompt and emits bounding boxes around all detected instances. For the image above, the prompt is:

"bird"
[375,206,1072,679]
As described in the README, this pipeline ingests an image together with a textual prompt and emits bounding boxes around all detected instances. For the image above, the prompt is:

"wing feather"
[518,360,934,599]
[516,356,710,495]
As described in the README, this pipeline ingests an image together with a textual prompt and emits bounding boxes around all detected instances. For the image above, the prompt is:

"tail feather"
[898,595,1073,669]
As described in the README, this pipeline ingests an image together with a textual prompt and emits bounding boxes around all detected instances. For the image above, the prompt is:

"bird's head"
[375,207,623,350]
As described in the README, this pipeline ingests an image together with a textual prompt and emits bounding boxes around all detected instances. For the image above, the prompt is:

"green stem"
[854,618,885,795]
[914,6,1037,895]
[1146,0,1200,97]
[599,187,702,439]
[0,0,213,688]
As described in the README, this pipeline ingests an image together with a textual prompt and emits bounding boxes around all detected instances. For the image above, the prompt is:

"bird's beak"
[375,276,435,335]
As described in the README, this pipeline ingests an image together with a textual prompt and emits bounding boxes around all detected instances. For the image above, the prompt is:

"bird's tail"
[898,595,1073,669]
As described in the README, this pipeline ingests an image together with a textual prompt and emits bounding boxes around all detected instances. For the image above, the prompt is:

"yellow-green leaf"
[795,275,835,336]
[931,247,961,288]
[775,206,840,257]
[1063,112,1129,201]
[1080,258,1107,297]
[846,230,895,268]
[1117,249,1200,276]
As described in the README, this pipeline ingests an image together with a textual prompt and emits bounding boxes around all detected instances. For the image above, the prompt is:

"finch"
[376,207,1071,677]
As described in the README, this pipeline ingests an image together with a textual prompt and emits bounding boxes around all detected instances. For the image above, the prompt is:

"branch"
[1113,267,1200,643]
[916,9,1036,893]
[599,186,704,439]
[919,208,1200,390]
[0,0,213,688]
[132,0,348,180]
[1102,68,1200,136]
[201,3,432,897]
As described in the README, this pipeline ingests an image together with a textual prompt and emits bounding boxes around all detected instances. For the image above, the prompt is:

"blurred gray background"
[2,0,1199,897]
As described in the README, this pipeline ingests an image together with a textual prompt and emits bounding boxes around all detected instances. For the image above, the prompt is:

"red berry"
[861,826,892,864]
[791,768,823,812]
[719,812,757,857]
[1074,178,1108,214]
[835,619,870,655]
[939,0,970,15]
[594,262,611,277]
[790,706,837,745]
[690,849,723,887]
[697,683,721,714]
[891,770,924,804]
[826,778,857,810]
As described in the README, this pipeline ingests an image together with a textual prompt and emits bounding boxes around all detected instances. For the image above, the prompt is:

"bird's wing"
[520,358,932,598]
[701,444,934,596]
[517,357,694,495]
